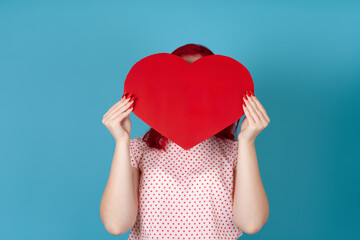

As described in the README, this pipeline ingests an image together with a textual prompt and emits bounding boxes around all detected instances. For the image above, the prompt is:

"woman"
[100,43,270,239]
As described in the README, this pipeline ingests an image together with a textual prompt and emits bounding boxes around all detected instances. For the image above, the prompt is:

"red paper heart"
[124,53,254,150]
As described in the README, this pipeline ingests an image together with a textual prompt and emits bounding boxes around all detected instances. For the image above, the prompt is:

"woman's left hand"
[238,90,270,143]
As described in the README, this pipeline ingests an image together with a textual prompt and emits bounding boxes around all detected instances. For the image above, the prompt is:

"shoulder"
[130,135,148,150]
[130,135,145,143]
[212,136,238,152]
[229,139,239,150]
[130,136,150,151]
[225,139,238,155]
[129,136,151,163]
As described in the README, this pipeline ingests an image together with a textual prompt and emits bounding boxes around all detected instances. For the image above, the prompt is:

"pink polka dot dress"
[128,135,243,240]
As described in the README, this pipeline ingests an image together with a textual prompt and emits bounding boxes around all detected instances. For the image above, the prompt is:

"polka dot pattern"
[128,135,243,240]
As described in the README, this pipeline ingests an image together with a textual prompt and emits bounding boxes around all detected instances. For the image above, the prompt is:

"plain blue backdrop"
[1,0,359,239]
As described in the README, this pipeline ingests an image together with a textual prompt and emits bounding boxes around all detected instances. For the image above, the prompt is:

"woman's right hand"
[102,92,135,141]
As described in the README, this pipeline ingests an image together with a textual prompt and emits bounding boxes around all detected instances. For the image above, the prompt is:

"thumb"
[241,116,249,130]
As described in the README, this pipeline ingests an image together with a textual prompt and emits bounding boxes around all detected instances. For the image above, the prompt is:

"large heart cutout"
[124,53,254,150]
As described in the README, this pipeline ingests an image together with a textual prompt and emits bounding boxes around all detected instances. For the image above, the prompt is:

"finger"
[242,94,256,124]
[106,98,134,121]
[104,92,135,118]
[107,98,134,120]
[243,102,256,126]
[244,94,261,124]
[251,94,270,123]
[110,102,134,122]
[103,93,129,119]
[107,96,135,119]
[246,92,267,124]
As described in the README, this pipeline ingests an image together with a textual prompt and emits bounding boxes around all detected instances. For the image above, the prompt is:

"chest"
[137,149,235,202]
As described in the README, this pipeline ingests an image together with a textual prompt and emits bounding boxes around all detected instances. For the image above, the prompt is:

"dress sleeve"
[129,137,145,169]
[230,140,239,170]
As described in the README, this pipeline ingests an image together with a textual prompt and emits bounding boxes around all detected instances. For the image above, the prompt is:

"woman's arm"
[232,90,270,234]
[100,93,138,235]
[233,139,269,234]
[100,137,140,235]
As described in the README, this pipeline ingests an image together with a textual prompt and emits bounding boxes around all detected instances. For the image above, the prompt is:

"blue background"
[1,0,359,239]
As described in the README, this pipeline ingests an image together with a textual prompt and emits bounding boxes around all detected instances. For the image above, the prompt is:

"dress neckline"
[166,135,215,146]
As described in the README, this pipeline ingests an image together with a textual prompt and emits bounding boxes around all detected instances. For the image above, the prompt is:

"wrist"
[237,135,255,145]
[115,135,130,145]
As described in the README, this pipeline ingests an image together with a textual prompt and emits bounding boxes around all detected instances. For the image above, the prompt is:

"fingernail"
[122,93,125,98]
[129,95,135,101]
[126,93,132,99]
[243,101,246,107]
[246,90,251,97]
[243,93,248,100]
[129,103,134,108]
[250,90,255,96]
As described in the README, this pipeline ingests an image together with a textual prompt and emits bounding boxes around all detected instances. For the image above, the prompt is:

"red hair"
[142,43,240,150]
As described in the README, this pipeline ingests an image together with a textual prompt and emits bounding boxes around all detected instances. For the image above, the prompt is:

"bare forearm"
[233,139,269,234]
[100,138,138,234]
